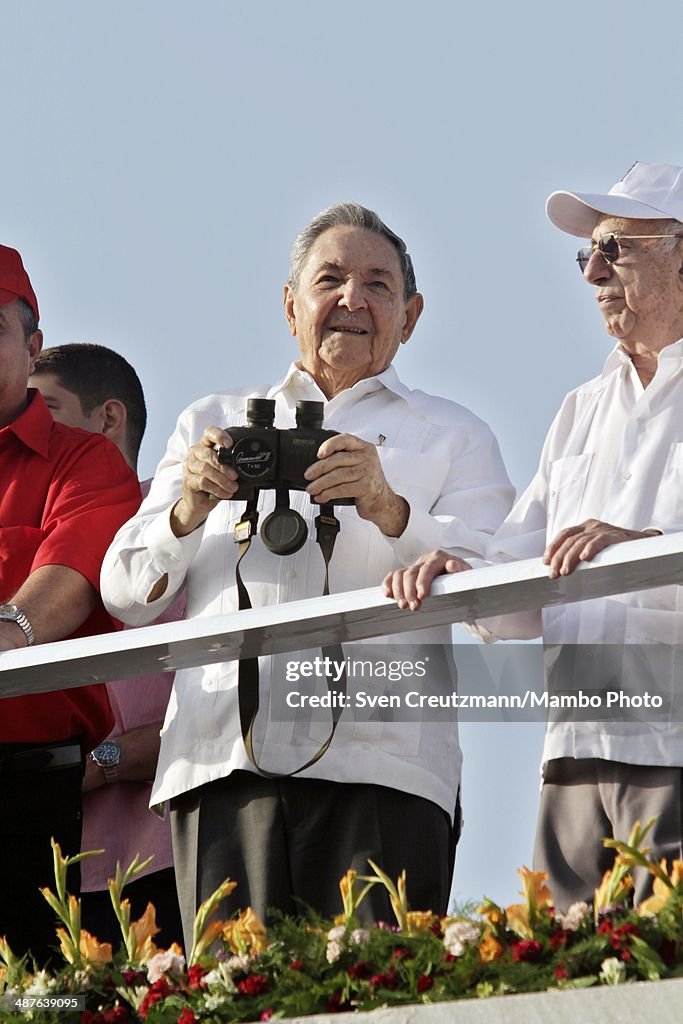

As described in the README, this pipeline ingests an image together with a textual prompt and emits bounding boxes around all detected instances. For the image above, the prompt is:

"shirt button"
[622,471,632,481]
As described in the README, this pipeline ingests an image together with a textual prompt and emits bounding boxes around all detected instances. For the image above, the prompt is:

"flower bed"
[1,820,683,1023]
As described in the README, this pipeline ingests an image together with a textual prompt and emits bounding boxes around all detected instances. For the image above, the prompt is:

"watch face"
[93,740,120,766]
[0,604,19,620]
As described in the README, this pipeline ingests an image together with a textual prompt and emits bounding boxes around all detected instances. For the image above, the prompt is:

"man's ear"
[283,285,297,336]
[99,398,128,445]
[27,330,43,373]
[400,292,424,344]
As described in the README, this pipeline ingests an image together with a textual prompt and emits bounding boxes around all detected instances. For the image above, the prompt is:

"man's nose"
[584,250,612,286]
[338,277,367,309]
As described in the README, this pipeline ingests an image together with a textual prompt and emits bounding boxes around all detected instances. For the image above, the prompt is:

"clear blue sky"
[3,0,681,907]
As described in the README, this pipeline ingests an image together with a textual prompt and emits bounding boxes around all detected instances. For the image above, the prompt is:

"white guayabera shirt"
[479,339,683,769]
[101,362,514,814]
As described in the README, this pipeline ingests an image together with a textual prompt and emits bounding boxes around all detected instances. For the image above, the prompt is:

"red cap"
[0,245,39,321]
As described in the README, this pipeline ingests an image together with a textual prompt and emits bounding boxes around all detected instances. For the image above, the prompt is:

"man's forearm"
[4,564,99,649]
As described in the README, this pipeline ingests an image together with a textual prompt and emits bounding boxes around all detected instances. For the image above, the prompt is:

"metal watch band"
[0,605,35,646]
[100,761,119,783]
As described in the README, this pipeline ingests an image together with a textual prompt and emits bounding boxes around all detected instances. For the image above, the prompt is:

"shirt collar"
[602,338,683,378]
[267,361,406,403]
[6,389,53,457]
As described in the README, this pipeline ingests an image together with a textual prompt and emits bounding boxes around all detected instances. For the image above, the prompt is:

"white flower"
[203,991,231,1011]
[116,986,150,1011]
[223,953,251,974]
[556,901,591,932]
[443,919,480,957]
[326,940,344,964]
[203,963,237,992]
[350,928,370,946]
[326,925,347,963]
[24,971,55,995]
[146,947,186,984]
[599,957,627,986]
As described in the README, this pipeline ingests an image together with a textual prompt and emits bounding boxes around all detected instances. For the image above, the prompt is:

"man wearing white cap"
[384,161,683,908]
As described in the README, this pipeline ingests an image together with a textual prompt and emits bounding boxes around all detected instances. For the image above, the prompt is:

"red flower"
[139,979,172,1019]
[290,959,303,971]
[597,920,613,936]
[260,1011,274,1022]
[621,949,632,962]
[554,965,569,980]
[103,1009,129,1024]
[392,946,412,960]
[610,922,638,950]
[512,940,542,962]
[237,974,270,997]
[177,1011,197,1024]
[187,964,207,990]
[369,968,398,990]
[444,952,457,963]
[417,974,434,992]
[80,1013,103,1024]
[550,928,569,950]
[326,992,352,1013]
[347,961,370,979]
[121,970,146,985]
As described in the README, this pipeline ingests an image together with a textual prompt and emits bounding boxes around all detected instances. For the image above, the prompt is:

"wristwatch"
[0,603,35,646]
[90,740,121,783]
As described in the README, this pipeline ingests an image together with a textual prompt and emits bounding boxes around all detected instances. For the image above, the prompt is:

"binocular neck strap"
[233,499,347,779]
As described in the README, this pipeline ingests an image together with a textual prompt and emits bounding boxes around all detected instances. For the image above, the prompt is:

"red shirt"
[0,390,142,748]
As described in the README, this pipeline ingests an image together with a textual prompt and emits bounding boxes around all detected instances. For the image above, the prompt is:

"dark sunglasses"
[576,232,683,273]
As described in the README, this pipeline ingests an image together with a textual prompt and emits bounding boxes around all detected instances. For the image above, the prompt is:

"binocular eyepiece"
[218,398,352,555]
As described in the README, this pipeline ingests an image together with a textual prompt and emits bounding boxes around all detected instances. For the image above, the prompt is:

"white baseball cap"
[546,161,683,238]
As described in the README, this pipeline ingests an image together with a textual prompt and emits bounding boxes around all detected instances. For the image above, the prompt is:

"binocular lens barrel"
[246,398,276,428]
[295,400,324,430]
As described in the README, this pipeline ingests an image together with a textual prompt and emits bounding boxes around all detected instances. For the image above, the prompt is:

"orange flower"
[505,904,531,939]
[79,929,113,965]
[339,870,357,904]
[593,858,633,917]
[477,899,504,928]
[223,907,268,954]
[479,929,503,962]
[406,910,437,934]
[638,858,683,917]
[131,902,161,963]
[517,867,552,911]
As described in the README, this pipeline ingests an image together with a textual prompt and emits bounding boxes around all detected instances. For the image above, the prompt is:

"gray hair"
[288,202,417,298]
[16,298,39,341]
[656,218,683,253]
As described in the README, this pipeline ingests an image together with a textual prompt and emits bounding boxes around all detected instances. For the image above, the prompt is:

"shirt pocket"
[650,441,683,530]
[377,447,448,512]
[623,606,683,720]
[547,452,594,539]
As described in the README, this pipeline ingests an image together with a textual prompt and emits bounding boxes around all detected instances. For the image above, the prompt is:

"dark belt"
[0,741,83,776]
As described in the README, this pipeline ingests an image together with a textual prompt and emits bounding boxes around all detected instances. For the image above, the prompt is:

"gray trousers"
[170,771,459,945]
[533,757,683,910]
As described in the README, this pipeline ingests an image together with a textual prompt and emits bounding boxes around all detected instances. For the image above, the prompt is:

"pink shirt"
[81,480,185,891]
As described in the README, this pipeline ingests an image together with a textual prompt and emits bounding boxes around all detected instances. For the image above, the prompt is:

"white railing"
[1,531,683,698]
